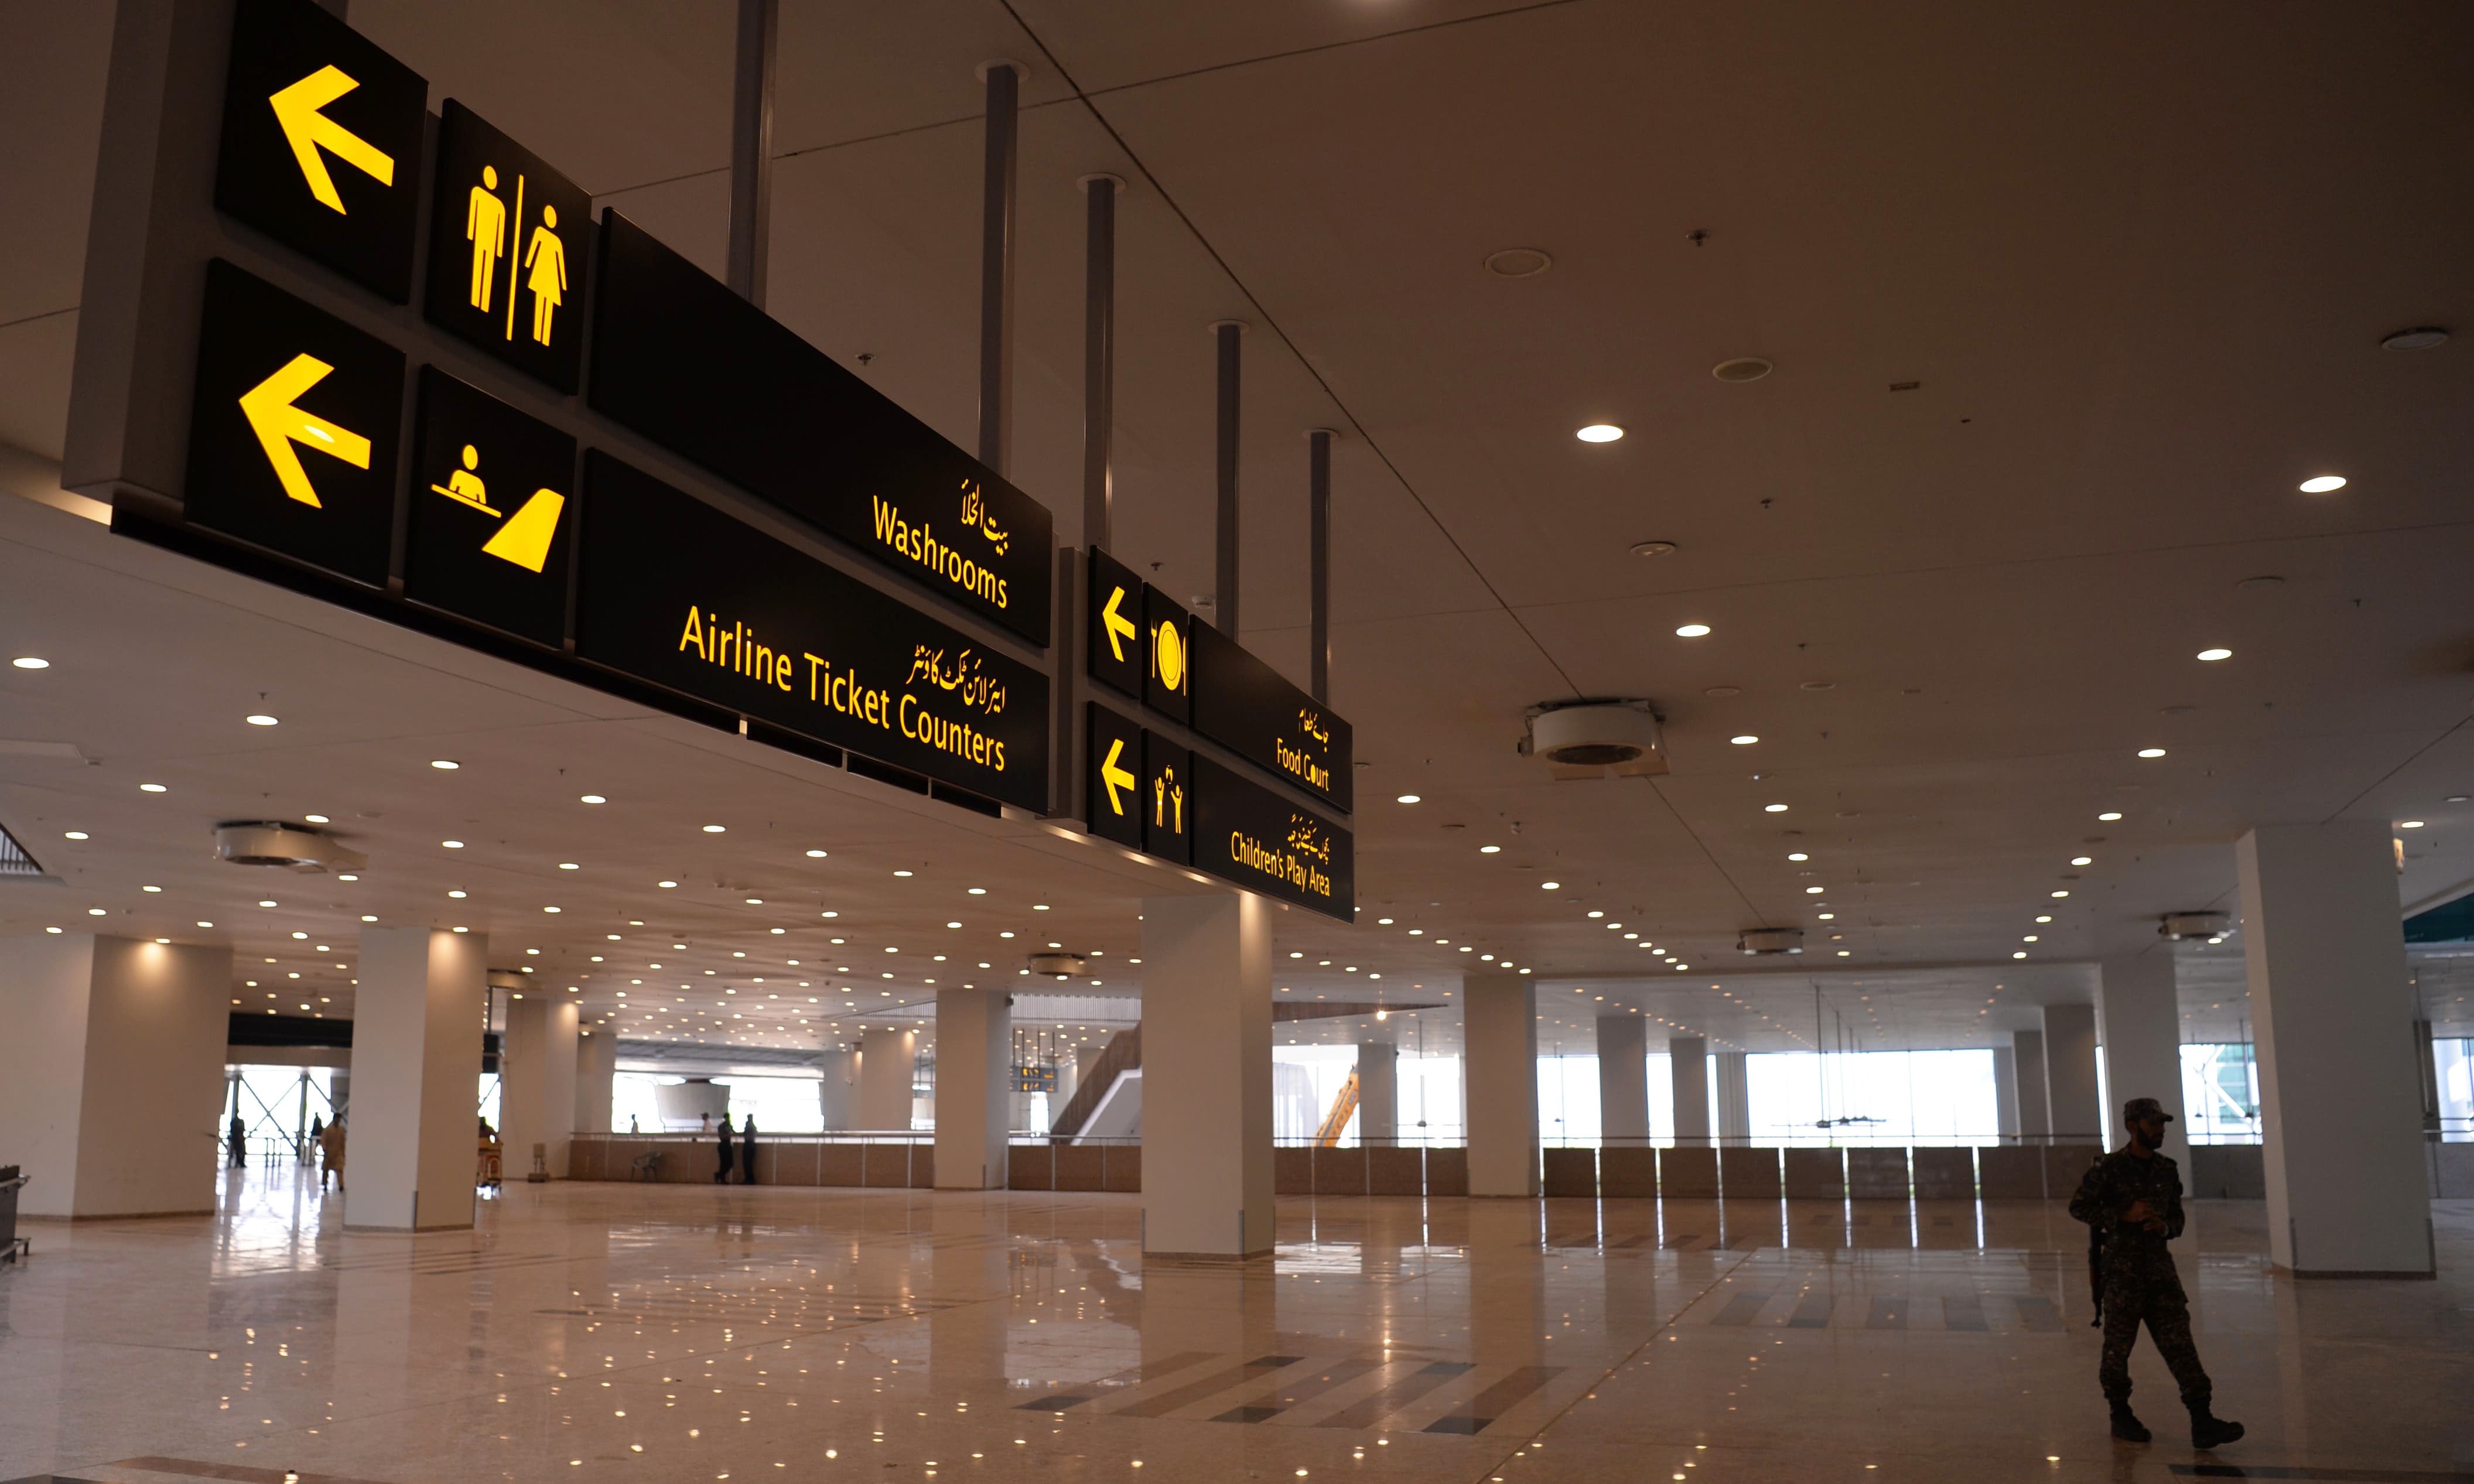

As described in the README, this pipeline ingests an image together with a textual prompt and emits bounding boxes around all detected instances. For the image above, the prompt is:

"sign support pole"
[1079,173,1120,549]
[727,0,778,307]
[977,61,1021,475]
[1307,427,1334,703]
[1212,319,1245,635]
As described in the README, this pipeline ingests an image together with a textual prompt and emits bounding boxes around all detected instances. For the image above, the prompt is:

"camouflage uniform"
[2068,1147,2212,1409]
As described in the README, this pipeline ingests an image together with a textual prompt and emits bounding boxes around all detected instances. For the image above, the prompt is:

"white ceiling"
[3,0,2471,1056]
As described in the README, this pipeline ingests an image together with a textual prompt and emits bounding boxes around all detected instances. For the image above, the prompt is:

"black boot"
[2109,1400,2150,1443]
[2189,1406,2244,1449]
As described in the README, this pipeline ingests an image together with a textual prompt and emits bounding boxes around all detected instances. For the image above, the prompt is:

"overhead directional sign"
[1087,548,1143,698]
[423,100,591,392]
[1143,584,1193,724]
[404,368,576,647]
[577,454,1050,812]
[1143,731,1194,865]
[1084,703,1143,849]
[214,0,426,302]
[1189,621,1354,812]
[589,214,1053,644]
[1191,757,1354,922]
[184,259,404,586]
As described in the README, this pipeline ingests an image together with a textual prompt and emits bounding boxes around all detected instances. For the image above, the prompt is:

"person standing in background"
[714,1113,736,1184]
[227,1115,245,1169]
[740,1115,759,1184]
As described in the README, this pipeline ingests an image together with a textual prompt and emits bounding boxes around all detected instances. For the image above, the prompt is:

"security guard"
[2068,1095,2244,1448]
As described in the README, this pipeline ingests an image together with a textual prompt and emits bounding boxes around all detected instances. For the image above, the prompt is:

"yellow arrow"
[1099,737,1136,818]
[269,65,396,214]
[237,353,370,508]
[1100,585,1136,662]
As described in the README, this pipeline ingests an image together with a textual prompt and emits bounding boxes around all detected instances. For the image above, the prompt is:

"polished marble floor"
[4,1167,2469,1483]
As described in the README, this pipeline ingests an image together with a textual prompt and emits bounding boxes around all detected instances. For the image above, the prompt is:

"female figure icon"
[524,204,567,346]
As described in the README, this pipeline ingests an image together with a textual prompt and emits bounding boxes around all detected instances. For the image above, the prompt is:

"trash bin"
[0,1164,27,1267]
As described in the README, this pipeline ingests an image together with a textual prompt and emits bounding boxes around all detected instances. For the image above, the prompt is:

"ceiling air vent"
[1027,952,1088,979]
[2158,912,2231,942]
[213,821,367,874]
[1519,700,1666,780]
[1738,927,1804,956]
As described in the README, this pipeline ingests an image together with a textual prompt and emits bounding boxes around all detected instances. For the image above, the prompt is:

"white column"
[2012,1029,2052,1141]
[857,1027,918,1130]
[2098,953,2188,1165]
[1669,1036,1710,1146]
[573,1024,617,1135]
[1464,972,1538,1195]
[1356,1040,1399,1143]
[935,989,1012,1189]
[501,985,579,1179]
[1714,1051,1751,1145]
[1141,893,1273,1257]
[2237,823,2432,1276]
[349,927,487,1232]
[1596,1014,1649,1144]
[2041,1003,2101,1140]
[0,934,229,1219]
[815,1047,856,1130]
[1991,1045,2021,1140]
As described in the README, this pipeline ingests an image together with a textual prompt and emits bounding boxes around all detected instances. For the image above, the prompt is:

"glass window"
[2178,1043,2261,1144]
[2437,1038,2472,1143]
[1744,1049,1998,1146]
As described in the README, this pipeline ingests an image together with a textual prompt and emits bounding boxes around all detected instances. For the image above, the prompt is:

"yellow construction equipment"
[1315,1068,1362,1147]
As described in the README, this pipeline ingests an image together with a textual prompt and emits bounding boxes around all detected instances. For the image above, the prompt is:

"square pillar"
[2040,1003,2101,1140]
[573,1023,617,1135]
[2237,823,2433,1276]
[1714,1051,1751,1146]
[2097,953,2188,1165]
[857,1027,919,1130]
[1991,1045,2021,1140]
[1356,1040,1398,1143]
[2012,1029,2052,1140]
[935,988,1011,1189]
[1595,1015,1648,1144]
[1141,893,1273,1257]
[350,928,487,1232]
[0,934,229,1219]
[1464,972,1538,1195]
[1669,1036,1710,1146]
[500,983,578,1180]
[816,1047,856,1130]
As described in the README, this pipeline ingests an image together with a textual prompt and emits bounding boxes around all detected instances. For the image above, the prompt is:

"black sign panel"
[1087,548,1143,699]
[184,259,404,586]
[422,101,591,392]
[1143,732,1194,865]
[214,0,425,302]
[577,454,1048,811]
[588,214,1052,643]
[1084,703,1143,849]
[1143,584,1192,724]
[1191,757,1354,922]
[1189,622,1354,812]
[405,368,575,647]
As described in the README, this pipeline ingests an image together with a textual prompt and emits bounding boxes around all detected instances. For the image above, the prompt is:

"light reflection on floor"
[2,1166,2467,1483]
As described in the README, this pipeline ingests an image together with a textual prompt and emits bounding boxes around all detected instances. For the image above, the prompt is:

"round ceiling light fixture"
[1675,623,1711,638]
[2137,747,2167,758]
[11,656,49,669]
[1576,423,1624,443]
[1630,539,1677,558]
[1712,356,1774,382]
[429,758,459,770]
[2379,326,2448,351]
[1731,734,1759,746]
[1482,247,1552,278]
[2298,475,2346,494]
[2196,648,2232,662]
[246,713,279,727]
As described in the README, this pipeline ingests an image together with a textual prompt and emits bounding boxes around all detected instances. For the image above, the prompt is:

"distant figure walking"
[740,1116,759,1185]
[319,1120,346,1194]
[227,1115,246,1169]
[307,1114,324,1167]
[714,1113,736,1184]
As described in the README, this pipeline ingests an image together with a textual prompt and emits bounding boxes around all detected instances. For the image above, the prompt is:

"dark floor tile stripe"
[1215,1356,1386,1421]
[1313,1361,1474,1430]
[1866,1296,1908,1329]
[2014,1294,2064,1332]
[1942,1296,1988,1331]
[1112,1353,1303,1418]
[1420,1365,1563,1435]
[1017,1349,1217,1411]
[1786,1293,1833,1328]
[1710,1292,1771,1326]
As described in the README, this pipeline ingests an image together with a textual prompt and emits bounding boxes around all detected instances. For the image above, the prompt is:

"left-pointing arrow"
[1099,737,1137,818]
[238,354,371,508]
[269,65,396,214]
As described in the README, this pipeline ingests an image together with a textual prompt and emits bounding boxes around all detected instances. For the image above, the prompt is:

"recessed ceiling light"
[139,782,168,794]
[447,890,466,899]
[2400,820,2425,829]
[1787,852,1809,861]
[2298,475,2346,494]
[1763,802,1789,813]
[441,839,463,849]
[895,870,915,878]
[1576,424,1624,443]
[2070,855,2093,866]
[429,759,459,770]
[1675,623,1711,638]
[1483,247,1552,278]
[2051,890,2070,898]
[2380,326,2449,351]
[2098,811,2123,821]
[11,656,48,669]
[63,830,88,840]
[2012,951,2028,960]
[1712,356,1774,382]
[1395,793,1421,804]
[1540,881,1560,890]
[1730,735,1758,746]
[142,885,162,893]
[1479,844,1501,854]
[2196,648,2232,662]
[2137,748,2167,758]
[246,714,279,726]
[1803,885,1824,895]
[657,880,678,889]
[702,823,726,833]
[579,794,606,804]
[805,849,828,859]
[1629,540,1679,559]
[258,900,277,908]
